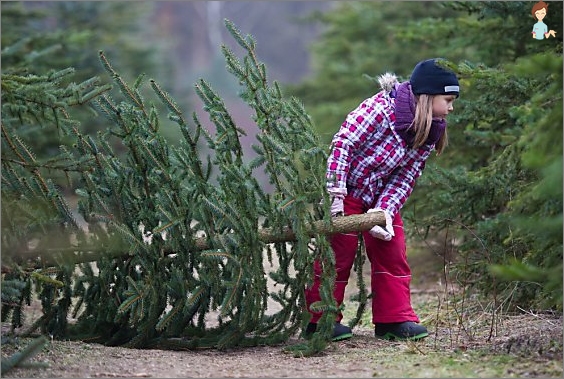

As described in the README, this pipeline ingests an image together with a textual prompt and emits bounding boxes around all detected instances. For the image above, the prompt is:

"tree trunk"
[4,212,385,270]
[195,211,385,249]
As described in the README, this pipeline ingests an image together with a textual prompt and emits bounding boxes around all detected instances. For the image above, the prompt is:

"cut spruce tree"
[1,20,380,357]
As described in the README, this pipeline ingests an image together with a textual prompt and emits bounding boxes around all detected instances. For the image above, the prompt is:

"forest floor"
[2,245,562,378]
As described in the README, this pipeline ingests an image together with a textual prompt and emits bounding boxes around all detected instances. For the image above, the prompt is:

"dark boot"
[374,321,428,341]
[304,322,353,341]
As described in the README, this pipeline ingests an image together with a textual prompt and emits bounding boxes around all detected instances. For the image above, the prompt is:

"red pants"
[305,196,419,324]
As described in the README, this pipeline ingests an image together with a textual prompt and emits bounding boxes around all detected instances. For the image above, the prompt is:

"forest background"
[1,1,563,377]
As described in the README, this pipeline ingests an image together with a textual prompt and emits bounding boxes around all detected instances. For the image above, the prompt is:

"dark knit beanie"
[409,58,459,98]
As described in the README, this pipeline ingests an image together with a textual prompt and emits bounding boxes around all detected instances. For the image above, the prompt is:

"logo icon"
[531,1,557,40]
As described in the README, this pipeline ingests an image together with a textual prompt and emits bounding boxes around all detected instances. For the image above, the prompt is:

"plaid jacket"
[326,90,434,217]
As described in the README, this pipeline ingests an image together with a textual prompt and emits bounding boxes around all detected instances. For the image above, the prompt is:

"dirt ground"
[2,293,562,378]
[2,251,563,378]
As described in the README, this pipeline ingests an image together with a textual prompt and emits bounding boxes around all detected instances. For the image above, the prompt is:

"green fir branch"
[0,335,49,376]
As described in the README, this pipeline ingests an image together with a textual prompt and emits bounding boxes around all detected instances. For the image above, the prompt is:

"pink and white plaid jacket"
[326,90,435,217]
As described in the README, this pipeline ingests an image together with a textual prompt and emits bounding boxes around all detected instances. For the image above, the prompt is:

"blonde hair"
[411,94,447,155]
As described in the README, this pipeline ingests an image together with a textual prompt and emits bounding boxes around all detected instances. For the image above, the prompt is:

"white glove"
[367,208,395,241]
[327,188,347,217]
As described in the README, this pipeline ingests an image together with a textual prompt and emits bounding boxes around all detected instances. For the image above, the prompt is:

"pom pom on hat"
[410,58,459,97]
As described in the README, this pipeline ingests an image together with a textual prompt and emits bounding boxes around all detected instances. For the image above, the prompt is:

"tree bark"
[237,211,384,247]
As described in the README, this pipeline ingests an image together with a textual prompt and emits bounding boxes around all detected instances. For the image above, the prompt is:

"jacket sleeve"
[373,145,432,217]
[326,98,387,192]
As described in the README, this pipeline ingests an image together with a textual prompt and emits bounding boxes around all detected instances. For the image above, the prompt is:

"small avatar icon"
[531,1,557,40]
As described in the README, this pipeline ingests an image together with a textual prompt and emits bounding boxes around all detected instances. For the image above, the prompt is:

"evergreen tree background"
[1,1,165,188]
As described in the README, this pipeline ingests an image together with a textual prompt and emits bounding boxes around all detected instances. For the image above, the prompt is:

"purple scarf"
[390,81,446,147]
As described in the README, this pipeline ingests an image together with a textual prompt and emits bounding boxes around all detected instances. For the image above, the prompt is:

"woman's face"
[432,95,457,120]
[535,7,546,21]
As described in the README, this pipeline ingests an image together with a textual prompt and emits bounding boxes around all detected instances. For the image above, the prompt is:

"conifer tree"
[2,19,384,357]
